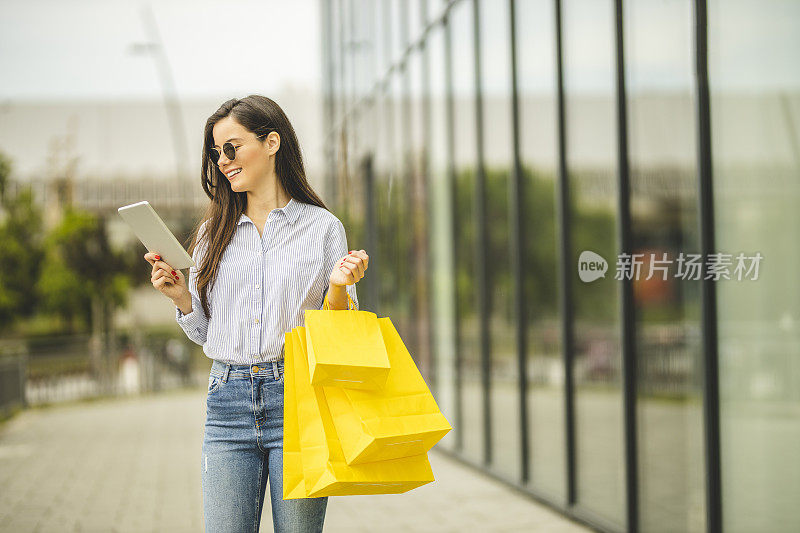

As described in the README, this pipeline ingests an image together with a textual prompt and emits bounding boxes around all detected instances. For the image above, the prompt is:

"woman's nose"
[217,154,232,167]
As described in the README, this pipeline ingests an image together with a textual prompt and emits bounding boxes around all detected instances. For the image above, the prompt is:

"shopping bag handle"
[323,290,356,311]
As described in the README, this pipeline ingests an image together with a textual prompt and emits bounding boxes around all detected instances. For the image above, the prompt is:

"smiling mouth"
[226,168,242,180]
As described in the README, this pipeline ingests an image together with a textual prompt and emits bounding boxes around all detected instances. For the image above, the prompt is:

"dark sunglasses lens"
[223,143,236,161]
[209,149,220,164]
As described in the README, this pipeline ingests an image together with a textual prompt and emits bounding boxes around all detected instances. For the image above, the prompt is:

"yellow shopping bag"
[282,331,308,500]
[303,292,390,391]
[322,317,452,465]
[290,326,435,497]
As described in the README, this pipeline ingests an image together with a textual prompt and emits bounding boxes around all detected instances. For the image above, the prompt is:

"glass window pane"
[376,85,400,319]
[710,1,800,530]
[625,1,706,530]
[407,50,431,374]
[450,0,483,464]
[374,0,387,76]
[427,0,446,24]
[330,0,343,126]
[391,70,413,341]
[351,0,372,102]
[427,23,458,450]
[478,0,520,480]
[391,0,405,64]
[563,0,625,526]
[408,0,422,44]
[515,0,566,502]
[342,0,354,110]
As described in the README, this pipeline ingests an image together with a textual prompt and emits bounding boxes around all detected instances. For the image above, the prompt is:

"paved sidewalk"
[0,388,592,532]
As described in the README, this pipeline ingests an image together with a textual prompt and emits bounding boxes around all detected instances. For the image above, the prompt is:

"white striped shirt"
[175,197,359,365]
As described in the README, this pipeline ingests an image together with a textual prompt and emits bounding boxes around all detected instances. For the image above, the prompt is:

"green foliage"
[0,147,137,334]
[35,245,89,329]
[452,164,617,323]
[36,207,131,332]
[374,175,403,316]
[0,162,46,331]
[453,167,478,319]
[570,203,618,322]
[334,159,620,329]
[0,152,11,203]
[520,167,561,320]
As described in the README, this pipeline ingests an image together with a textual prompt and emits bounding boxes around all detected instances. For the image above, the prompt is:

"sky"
[0,0,327,181]
[0,0,797,181]
[0,0,321,101]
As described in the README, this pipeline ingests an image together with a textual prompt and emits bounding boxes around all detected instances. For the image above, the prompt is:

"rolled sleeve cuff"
[175,292,207,331]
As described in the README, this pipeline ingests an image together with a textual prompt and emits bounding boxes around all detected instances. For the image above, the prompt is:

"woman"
[144,95,368,532]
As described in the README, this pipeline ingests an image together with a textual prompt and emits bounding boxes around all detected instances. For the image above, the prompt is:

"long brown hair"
[187,95,328,319]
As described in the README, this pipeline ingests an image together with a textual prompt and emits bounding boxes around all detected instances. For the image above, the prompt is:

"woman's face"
[211,116,278,193]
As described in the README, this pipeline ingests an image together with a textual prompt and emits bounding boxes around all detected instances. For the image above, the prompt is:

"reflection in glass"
[450,0,483,464]
[563,0,624,525]
[426,24,458,450]
[375,85,401,323]
[407,0,422,45]
[350,0,374,104]
[710,1,800,530]
[407,49,432,375]
[625,1,706,531]
[374,0,387,76]
[427,0,446,24]
[478,0,520,480]
[391,70,412,344]
[330,0,343,127]
[514,0,566,502]
[390,0,405,65]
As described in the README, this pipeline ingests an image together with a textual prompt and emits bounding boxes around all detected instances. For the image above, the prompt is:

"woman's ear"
[267,131,280,155]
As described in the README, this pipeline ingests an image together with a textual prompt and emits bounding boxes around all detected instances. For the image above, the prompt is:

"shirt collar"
[237,197,303,227]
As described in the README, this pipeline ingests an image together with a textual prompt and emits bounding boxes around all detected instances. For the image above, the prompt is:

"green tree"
[36,207,131,333]
[452,164,617,323]
[0,153,46,333]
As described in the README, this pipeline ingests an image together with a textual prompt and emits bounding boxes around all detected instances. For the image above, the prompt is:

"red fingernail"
[171,270,177,276]
[155,255,161,260]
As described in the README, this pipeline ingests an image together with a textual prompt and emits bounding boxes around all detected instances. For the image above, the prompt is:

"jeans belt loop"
[222,363,231,383]
[271,361,279,381]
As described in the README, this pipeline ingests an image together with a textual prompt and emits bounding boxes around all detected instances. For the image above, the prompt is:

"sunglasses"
[209,132,270,165]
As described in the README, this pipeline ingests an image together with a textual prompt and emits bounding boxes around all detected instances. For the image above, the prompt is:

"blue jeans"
[202,359,328,532]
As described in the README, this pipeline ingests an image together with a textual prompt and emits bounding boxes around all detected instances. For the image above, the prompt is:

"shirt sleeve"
[321,218,360,310]
[175,222,211,345]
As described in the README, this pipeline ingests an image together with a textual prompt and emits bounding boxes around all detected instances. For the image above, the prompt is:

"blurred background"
[0,0,799,532]
[322,0,799,532]
[0,0,325,401]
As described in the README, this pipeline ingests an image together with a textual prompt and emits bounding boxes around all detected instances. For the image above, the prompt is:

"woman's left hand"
[329,249,369,287]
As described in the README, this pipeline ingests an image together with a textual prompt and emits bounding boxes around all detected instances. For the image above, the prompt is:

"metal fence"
[1,331,208,413]
[0,340,27,418]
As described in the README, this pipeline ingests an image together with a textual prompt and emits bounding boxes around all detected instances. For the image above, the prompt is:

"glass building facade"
[320,1,800,531]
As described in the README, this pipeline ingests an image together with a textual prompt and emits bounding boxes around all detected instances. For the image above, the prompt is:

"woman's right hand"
[144,252,189,305]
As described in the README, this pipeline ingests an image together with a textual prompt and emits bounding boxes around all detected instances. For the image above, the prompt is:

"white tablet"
[117,201,195,270]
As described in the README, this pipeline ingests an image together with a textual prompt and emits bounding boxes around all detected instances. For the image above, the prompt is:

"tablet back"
[117,201,195,270]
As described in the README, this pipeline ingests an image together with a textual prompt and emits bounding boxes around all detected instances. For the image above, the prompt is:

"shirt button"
[255,284,260,289]
[255,318,260,324]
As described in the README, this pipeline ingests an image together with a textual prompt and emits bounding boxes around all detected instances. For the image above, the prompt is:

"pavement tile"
[0,388,592,533]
